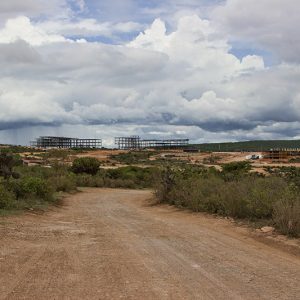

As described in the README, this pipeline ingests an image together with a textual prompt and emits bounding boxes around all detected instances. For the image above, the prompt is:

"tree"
[0,151,20,180]
[71,157,100,175]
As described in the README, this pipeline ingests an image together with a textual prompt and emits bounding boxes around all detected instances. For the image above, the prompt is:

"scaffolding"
[114,136,141,150]
[264,149,300,160]
[31,136,102,149]
[115,136,189,150]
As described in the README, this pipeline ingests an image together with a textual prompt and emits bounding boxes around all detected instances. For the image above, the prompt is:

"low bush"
[71,157,100,175]
[12,176,54,201]
[0,157,73,212]
[75,166,158,189]
[15,165,56,179]
[273,197,300,237]
[47,175,76,193]
[75,174,105,187]
[155,164,300,236]
[104,178,136,189]
[110,151,157,165]
[159,174,288,219]
[265,166,300,190]
[105,166,156,188]
[0,184,17,209]
[221,161,252,174]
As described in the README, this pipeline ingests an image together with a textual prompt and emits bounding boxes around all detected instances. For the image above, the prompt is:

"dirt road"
[0,189,299,299]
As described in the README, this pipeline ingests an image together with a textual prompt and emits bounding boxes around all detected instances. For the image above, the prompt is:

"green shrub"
[0,185,16,209]
[104,178,136,189]
[105,166,156,188]
[47,175,76,192]
[265,166,300,190]
[155,166,297,221]
[12,177,54,201]
[244,177,288,218]
[71,157,100,175]
[75,174,105,187]
[15,165,55,179]
[74,166,157,189]
[273,197,300,237]
[222,161,251,177]
[154,166,176,203]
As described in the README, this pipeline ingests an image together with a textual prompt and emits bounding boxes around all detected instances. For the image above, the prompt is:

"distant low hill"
[192,140,300,152]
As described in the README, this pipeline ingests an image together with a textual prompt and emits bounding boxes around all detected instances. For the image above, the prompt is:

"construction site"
[263,149,300,160]
[30,136,102,149]
[115,136,189,150]
[9,136,300,171]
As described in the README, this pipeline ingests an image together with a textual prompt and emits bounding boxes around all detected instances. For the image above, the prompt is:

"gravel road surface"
[0,188,299,299]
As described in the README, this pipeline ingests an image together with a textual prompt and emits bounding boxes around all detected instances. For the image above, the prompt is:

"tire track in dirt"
[0,247,46,299]
[0,188,299,299]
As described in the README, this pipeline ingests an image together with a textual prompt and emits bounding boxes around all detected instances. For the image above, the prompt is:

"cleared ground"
[0,188,299,299]
[76,150,300,170]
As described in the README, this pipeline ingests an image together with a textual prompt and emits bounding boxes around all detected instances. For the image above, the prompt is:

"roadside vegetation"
[74,165,157,189]
[0,151,75,213]
[0,152,157,214]
[1,147,299,237]
[155,162,300,237]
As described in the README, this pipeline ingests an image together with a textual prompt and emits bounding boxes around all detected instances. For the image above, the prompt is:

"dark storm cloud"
[0,121,61,131]
[0,1,299,145]
[190,120,258,132]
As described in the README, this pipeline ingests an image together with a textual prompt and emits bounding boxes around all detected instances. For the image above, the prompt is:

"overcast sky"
[0,0,299,146]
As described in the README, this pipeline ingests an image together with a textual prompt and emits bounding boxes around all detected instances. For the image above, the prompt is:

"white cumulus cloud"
[0,12,299,145]
[0,16,67,46]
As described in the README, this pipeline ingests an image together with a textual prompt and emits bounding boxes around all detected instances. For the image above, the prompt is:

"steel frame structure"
[115,136,189,150]
[114,136,141,150]
[264,149,300,160]
[31,136,102,149]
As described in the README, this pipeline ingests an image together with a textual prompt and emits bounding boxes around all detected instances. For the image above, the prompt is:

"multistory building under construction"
[115,136,189,150]
[30,136,102,149]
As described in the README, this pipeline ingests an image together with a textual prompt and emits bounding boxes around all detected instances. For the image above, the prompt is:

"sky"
[0,0,299,146]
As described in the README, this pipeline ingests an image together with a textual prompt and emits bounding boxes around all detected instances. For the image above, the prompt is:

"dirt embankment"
[0,188,299,299]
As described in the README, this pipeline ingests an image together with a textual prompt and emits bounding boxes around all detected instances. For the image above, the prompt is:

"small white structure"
[246,154,263,160]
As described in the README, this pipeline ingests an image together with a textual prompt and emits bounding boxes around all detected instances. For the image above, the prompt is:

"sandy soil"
[0,188,299,300]
[76,150,126,161]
